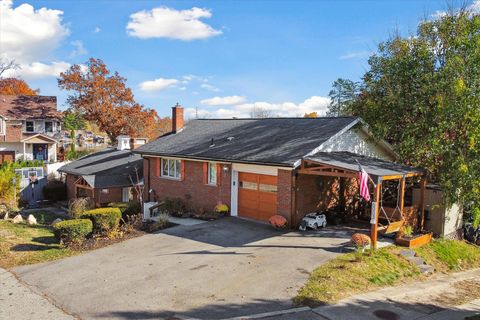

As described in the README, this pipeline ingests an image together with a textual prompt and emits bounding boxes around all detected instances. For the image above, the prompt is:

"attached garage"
[238,172,278,222]
[0,151,15,163]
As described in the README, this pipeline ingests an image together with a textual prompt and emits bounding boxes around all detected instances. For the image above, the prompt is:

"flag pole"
[355,159,376,187]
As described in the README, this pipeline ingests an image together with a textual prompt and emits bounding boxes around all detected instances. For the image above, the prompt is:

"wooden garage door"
[0,151,15,164]
[238,172,277,222]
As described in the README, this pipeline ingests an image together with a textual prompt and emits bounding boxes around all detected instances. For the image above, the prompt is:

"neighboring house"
[135,105,421,227]
[0,95,62,163]
[59,136,144,206]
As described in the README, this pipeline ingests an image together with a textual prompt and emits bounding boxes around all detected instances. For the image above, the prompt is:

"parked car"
[299,212,327,231]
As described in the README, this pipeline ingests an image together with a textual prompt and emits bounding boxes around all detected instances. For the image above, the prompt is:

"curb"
[174,307,312,320]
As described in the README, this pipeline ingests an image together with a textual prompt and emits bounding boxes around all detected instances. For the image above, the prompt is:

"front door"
[32,144,48,161]
[238,172,278,222]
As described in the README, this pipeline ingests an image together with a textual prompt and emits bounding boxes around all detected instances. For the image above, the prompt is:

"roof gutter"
[137,152,295,169]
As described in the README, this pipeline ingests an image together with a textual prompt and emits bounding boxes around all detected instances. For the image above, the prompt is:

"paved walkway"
[240,268,480,320]
[0,267,74,320]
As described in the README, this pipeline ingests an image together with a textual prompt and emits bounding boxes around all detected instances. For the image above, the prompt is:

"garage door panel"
[238,172,277,222]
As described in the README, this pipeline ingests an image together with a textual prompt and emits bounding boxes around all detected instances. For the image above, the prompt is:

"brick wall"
[277,169,294,225]
[145,157,231,213]
[65,174,77,201]
[95,187,123,206]
[5,122,23,142]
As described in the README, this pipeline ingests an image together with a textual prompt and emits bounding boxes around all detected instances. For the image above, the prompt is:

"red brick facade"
[145,157,231,213]
[65,174,137,207]
[3,122,23,142]
[277,169,294,224]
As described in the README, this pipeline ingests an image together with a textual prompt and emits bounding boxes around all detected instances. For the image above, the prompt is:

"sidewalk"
[0,268,74,320]
[229,268,480,320]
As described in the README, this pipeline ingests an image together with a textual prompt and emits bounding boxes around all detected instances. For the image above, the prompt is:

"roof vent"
[209,138,215,148]
[227,136,235,141]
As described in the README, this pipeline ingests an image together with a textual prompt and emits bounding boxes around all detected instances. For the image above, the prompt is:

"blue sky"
[0,0,474,118]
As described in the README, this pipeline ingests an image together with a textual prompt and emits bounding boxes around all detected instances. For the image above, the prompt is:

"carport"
[296,152,425,248]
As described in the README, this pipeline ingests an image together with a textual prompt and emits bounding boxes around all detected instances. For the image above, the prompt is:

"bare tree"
[250,105,276,118]
[129,166,144,204]
[0,58,19,78]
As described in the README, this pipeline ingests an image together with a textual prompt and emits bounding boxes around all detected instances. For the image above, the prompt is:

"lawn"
[295,240,480,306]
[0,210,77,269]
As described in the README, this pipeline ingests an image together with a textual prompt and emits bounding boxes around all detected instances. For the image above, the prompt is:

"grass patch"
[415,239,480,272]
[0,211,77,269]
[295,247,420,306]
[296,239,480,307]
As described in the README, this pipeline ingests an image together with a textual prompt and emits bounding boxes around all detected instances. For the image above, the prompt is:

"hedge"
[53,219,93,244]
[107,201,141,219]
[80,207,122,234]
[43,181,67,201]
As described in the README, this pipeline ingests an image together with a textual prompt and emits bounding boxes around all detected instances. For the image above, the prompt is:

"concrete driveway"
[13,217,351,320]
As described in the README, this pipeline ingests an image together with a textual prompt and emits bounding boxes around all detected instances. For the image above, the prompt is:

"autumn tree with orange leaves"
[0,78,39,95]
[58,58,165,143]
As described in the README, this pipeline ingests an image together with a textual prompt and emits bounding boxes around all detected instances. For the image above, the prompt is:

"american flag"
[359,166,371,202]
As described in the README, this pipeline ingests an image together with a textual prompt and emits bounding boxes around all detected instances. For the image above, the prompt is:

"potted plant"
[395,224,432,249]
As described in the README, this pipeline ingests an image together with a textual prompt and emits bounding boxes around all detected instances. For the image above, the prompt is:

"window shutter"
[156,158,160,177]
[203,162,208,185]
[180,160,185,181]
[216,163,222,186]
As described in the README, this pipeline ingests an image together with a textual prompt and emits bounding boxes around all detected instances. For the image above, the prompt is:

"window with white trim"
[161,158,181,179]
[0,119,4,135]
[207,162,217,185]
[25,120,34,132]
[45,121,53,133]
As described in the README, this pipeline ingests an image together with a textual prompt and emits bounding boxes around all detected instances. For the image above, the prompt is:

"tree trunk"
[70,129,76,152]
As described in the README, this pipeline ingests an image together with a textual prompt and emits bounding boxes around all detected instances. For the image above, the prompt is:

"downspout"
[146,157,151,202]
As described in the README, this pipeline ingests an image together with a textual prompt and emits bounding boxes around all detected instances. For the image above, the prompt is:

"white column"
[23,142,26,160]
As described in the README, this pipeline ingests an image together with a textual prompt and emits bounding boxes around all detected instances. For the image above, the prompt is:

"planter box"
[395,232,433,249]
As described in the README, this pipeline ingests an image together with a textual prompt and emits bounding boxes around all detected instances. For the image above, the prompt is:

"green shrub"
[164,197,188,217]
[80,207,122,235]
[53,219,92,244]
[107,201,141,219]
[43,180,67,201]
[473,208,480,228]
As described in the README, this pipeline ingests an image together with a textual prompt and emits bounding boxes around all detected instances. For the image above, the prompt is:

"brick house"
[59,136,145,207]
[0,95,61,163]
[134,105,423,227]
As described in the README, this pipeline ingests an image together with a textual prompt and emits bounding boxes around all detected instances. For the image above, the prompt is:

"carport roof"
[304,152,423,178]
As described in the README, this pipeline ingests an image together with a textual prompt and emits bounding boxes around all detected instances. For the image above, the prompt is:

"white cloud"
[0,0,69,63]
[339,51,371,60]
[126,6,222,40]
[200,83,220,92]
[3,61,71,79]
[69,40,88,57]
[139,77,179,91]
[432,1,480,19]
[93,27,101,33]
[201,95,246,106]
[186,96,331,119]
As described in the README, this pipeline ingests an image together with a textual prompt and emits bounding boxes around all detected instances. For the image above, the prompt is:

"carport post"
[371,177,382,250]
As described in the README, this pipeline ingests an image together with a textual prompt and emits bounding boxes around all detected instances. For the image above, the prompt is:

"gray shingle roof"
[59,148,143,188]
[134,117,359,166]
[305,152,422,178]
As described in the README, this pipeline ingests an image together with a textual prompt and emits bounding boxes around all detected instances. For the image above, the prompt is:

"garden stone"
[3,212,8,220]
[399,249,416,259]
[12,215,23,224]
[51,218,63,226]
[27,214,37,225]
[418,264,435,274]
[408,256,426,266]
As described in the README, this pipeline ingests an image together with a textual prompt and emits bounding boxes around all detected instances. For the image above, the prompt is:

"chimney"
[172,103,184,133]
[117,135,131,151]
